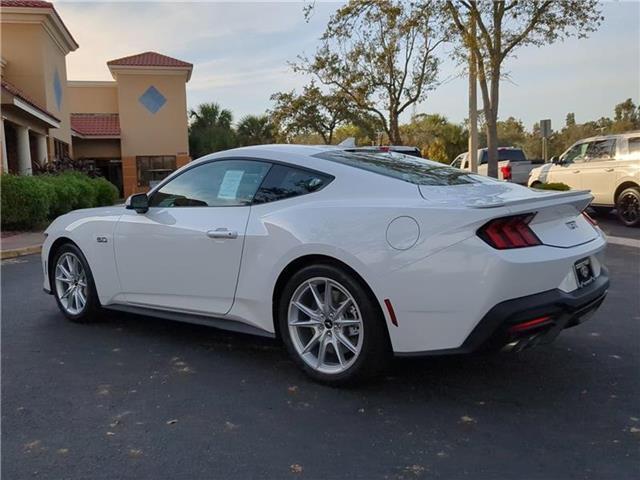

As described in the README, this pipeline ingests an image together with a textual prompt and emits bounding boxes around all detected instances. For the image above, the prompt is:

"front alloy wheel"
[288,277,364,375]
[51,243,101,322]
[55,252,88,315]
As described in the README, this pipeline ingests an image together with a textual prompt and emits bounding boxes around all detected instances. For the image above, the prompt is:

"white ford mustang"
[42,145,609,384]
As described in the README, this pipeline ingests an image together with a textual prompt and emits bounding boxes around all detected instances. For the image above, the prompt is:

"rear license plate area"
[574,257,595,288]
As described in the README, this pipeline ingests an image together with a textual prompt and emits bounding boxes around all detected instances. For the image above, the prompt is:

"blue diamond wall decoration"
[139,86,167,114]
[53,70,62,110]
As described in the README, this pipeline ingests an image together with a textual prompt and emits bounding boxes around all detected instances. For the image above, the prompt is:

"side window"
[562,143,589,164]
[585,139,615,161]
[253,164,333,204]
[626,136,640,158]
[149,160,271,207]
[479,151,487,165]
[451,156,462,168]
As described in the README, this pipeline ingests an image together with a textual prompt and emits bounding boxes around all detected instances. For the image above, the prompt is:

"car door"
[547,142,588,189]
[580,138,617,205]
[114,159,271,315]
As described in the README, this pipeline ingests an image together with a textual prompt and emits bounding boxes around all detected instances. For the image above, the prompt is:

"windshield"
[497,149,527,162]
[314,151,484,186]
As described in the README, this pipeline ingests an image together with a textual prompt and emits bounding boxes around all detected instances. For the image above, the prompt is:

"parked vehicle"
[451,147,543,184]
[528,132,640,227]
[356,145,422,158]
[43,145,608,384]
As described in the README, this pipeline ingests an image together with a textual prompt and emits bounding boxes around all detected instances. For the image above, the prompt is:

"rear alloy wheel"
[279,264,389,385]
[616,187,640,227]
[52,243,101,322]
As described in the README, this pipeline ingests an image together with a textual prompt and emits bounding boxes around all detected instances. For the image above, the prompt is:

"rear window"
[314,151,480,186]
[497,149,527,162]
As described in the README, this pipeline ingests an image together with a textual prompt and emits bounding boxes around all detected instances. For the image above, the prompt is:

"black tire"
[616,187,640,227]
[278,263,390,385]
[590,206,612,216]
[530,181,543,189]
[50,243,102,322]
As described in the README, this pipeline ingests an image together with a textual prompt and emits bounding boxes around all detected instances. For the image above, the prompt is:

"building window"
[137,155,176,188]
[53,139,69,160]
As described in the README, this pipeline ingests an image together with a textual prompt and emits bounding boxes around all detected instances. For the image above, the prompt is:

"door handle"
[573,170,581,173]
[206,228,238,239]
[605,168,614,172]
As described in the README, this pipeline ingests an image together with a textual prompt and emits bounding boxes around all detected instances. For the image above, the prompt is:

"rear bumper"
[397,266,609,356]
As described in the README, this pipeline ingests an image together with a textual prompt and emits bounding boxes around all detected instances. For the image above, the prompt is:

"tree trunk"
[485,62,501,178]
[485,115,499,178]
[389,114,402,145]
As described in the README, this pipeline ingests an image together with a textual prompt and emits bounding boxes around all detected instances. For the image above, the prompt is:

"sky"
[57,1,640,131]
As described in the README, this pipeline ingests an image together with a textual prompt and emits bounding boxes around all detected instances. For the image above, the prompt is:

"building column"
[35,133,48,167]
[0,118,7,173]
[16,125,32,176]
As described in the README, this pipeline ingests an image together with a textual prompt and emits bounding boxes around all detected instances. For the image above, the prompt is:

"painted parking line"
[607,235,640,248]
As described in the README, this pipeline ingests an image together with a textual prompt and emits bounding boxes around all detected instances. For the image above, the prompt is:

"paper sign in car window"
[218,170,244,200]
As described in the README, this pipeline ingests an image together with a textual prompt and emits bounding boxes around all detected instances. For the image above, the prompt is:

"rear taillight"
[583,211,598,227]
[500,164,512,181]
[477,213,541,249]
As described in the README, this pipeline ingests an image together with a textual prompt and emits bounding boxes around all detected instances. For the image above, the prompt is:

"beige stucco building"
[1,0,192,197]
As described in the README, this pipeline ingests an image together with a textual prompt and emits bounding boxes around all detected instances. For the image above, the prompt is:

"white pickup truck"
[451,147,543,185]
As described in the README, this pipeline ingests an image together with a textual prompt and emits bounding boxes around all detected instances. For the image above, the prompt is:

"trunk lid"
[418,181,598,248]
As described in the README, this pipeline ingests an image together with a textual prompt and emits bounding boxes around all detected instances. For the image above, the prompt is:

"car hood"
[45,204,125,234]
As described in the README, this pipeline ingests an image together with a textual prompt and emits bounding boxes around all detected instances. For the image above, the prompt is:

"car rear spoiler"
[467,189,593,212]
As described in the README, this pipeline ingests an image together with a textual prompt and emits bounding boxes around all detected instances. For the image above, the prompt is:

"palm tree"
[236,115,276,146]
[188,102,236,158]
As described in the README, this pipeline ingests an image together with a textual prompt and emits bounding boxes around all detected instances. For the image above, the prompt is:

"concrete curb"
[1,245,42,260]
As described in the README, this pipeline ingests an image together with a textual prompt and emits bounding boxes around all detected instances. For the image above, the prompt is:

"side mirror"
[550,156,560,165]
[125,193,149,214]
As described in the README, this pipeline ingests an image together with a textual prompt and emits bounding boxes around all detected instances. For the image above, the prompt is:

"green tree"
[270,83,357,144]
[445,1,603,178]
[612,98,640,133]
[188,103,236,158]
[296,0,444,144]
[236,115,276,146]
[401,113,468,162]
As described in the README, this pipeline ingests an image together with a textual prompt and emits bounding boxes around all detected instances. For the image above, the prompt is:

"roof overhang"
[72,131,120,140]
[108,65,192,82]
[1,7,79,54]
[6,96,61,128]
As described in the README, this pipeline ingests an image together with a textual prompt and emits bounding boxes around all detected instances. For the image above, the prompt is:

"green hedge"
[533,182,571,191]
[1,173,119,230]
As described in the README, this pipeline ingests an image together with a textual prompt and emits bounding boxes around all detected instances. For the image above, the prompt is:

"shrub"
[1,173,119,230]
[533,182,571,191]
[91,177,119,206]
[1,175,51,230]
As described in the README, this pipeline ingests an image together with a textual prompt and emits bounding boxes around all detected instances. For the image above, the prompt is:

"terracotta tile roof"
[70,113,120,137]
[0,0,52,7]
[1,78,61,122]
[107,51,192,69]
[0,0,78,48]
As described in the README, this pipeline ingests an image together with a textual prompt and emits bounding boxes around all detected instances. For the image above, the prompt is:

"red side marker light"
[508,315,553,333]
[384,299,398,327]
[582,211,598,227]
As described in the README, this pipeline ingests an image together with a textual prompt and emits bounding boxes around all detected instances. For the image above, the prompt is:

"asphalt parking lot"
[2,217,639,479]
